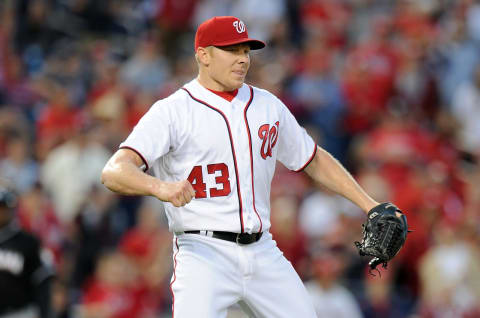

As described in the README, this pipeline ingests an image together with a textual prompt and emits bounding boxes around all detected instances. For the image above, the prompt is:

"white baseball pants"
[170,232,317,317]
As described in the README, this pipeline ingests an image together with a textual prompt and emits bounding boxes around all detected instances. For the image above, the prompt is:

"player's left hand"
[354,202,409,273]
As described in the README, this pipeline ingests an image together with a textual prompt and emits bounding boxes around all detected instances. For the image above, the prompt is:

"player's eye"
[222,46,250,54]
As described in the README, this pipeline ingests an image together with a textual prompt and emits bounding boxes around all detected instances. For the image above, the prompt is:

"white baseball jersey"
[120,79,316,234]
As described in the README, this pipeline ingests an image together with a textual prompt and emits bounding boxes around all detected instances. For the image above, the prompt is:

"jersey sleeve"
[276,99,317,171]
[119,100,175,171]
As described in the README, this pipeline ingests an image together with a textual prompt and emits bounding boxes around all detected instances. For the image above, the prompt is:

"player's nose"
[238,53,249,64]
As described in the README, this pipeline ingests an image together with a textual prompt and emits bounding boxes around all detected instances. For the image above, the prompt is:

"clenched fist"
[154,180,196,207]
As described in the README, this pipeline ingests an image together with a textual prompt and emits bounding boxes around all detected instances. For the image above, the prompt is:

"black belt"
[184,230,263,245]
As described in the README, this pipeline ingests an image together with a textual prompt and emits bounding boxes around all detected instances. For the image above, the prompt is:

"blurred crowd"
[1,0,480,317]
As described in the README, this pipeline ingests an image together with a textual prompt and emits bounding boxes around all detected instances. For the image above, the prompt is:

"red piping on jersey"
[181,87,245,233]
[295,144,318,172]
[244,85,262,232]
[119,146,149,171]
[170,238,179,317]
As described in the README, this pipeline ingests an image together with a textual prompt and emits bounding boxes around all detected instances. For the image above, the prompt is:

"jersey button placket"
[239,90,262,234]
[233,98,256,234]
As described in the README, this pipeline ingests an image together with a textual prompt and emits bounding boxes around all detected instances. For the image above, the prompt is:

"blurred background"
[1,0,480,317]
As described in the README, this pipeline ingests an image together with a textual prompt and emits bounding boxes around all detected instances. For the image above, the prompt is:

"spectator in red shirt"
[17,183,65,267]
[119,199,172,312]
[270,194,309,278]
[36,82,82,157]
[341,17,400,133]
[79,251,156,318]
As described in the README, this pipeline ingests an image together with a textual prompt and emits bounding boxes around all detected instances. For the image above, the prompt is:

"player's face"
[208,44,251,91]
[0,206,11,227]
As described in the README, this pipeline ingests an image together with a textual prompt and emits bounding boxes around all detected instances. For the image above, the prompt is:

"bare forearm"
[101,149,196,207]
[305,147,378,213]
[101,159,161,197]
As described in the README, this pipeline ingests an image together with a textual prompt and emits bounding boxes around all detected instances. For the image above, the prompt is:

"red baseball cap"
[195,16,266,51]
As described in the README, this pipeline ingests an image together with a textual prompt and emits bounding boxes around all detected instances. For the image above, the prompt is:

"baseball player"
[101,16,382,317]
[0,187,54,318]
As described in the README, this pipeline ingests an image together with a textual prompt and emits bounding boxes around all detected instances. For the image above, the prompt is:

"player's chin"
[229,76,245,89]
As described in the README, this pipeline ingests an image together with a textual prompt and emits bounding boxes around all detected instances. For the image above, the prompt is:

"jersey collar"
[188,79,249,107]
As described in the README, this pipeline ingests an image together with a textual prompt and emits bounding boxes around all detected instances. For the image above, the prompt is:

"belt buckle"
[236,233,251,244]
[235,233,242,244]
[236,233,257,245]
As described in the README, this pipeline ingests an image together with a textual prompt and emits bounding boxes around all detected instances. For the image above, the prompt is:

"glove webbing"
[357,218,403,276]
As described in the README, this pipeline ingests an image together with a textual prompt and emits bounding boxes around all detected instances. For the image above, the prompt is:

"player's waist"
[167,206,271,234]
[180,230,263,245]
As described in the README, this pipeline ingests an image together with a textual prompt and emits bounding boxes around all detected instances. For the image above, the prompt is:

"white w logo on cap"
[233,20,246,33]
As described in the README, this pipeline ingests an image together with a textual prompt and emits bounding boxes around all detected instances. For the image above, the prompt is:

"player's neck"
[206,87,238,102]
[197,74,238,92]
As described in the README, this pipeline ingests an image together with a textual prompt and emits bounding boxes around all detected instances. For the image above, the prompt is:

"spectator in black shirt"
[0,186,54,318]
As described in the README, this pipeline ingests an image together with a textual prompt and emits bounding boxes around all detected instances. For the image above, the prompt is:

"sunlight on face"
[205,43,251,91]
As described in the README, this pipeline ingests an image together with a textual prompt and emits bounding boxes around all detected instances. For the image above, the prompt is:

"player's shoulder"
[0,223,40,248]
[249,84,283,103]
[248,84,287,111]
[14,229,41,247]
[153,89,188,107]
[146,86,192,115]
[249,84,276,99]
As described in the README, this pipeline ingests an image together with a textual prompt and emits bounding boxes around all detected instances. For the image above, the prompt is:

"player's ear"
[196,46,213,66]
[196,47,212,66]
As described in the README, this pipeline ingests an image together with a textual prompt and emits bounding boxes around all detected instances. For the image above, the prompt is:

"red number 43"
[187,163,231,199]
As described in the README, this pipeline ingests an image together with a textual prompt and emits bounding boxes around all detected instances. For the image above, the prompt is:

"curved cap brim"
[213,38,266,50]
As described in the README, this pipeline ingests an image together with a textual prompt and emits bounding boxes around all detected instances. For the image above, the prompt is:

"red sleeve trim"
[294,144,317,172]
[119,146,149,172]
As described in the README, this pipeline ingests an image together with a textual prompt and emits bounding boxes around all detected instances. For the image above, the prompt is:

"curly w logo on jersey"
[258,121,279,159]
